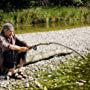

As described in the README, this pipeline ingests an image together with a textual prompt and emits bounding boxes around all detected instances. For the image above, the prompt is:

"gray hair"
[2,23,14,32]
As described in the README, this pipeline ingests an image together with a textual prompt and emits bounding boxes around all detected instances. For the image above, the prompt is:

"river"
[15,22,90,34]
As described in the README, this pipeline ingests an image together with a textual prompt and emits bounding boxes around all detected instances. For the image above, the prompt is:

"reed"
[0,7,90,27]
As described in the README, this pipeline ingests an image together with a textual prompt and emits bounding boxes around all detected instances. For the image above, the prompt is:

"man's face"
[4,30,14,38]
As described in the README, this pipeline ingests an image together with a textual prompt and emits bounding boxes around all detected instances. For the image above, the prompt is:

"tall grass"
[31,53,90,90]
[0,7,90,27]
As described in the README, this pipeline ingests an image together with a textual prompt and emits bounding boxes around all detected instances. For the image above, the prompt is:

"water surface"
[14,22,90,34]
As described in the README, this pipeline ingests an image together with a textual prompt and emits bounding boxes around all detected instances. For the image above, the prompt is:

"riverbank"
[0,7,90,27]
[18,26,90,54]
[0,26,90,89]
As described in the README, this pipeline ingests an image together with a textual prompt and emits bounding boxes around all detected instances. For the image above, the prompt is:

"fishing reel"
[32,45,37,50]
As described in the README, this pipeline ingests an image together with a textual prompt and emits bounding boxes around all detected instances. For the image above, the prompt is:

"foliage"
[0,0,31,12]
[82,0,90,7]
[0,7,90,27]
[31,53,90,90]
[0,0,90,12]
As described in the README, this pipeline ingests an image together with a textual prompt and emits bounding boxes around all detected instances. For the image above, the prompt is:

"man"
[0,23,30,79]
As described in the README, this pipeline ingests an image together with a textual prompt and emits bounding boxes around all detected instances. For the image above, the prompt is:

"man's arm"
[0,36,28,52]
[14,36,29,47]
[9,44,28,52]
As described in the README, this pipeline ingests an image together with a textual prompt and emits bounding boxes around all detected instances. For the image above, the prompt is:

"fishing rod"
[28,42,85,60]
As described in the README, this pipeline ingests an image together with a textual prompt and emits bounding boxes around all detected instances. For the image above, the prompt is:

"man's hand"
[28,45,37,50]
[18,47,29,52]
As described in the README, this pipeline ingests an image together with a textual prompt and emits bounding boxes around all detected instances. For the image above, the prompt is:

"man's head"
[1,23,14,38]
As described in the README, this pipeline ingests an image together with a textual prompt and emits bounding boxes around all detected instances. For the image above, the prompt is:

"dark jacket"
[0,33,28,67]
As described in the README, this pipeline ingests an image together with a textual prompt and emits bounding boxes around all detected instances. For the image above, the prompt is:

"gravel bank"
[18,26,90,55]
[0,26,90,89]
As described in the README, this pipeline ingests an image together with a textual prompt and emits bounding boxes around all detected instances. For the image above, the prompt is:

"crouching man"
[0,23,30,79]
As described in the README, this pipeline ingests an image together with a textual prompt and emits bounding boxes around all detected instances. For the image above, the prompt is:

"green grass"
[0,6,90,34]
[31,53,90,90]
[0,6,90,27]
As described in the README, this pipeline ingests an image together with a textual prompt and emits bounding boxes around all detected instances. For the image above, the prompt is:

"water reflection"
[15,22,90,34]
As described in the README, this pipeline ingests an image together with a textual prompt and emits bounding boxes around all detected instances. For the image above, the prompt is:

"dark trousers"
[3,50,27,69]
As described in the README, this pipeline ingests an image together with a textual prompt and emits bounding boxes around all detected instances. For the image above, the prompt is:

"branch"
[28,42,85,60]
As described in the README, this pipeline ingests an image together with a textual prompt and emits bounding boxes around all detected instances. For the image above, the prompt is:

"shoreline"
[0,26,90,89]
[17,26,90,54]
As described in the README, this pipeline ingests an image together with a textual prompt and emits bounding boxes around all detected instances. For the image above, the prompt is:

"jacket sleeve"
[0,36,20,51]
[0,37,10,49]
[14,36,29,47]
